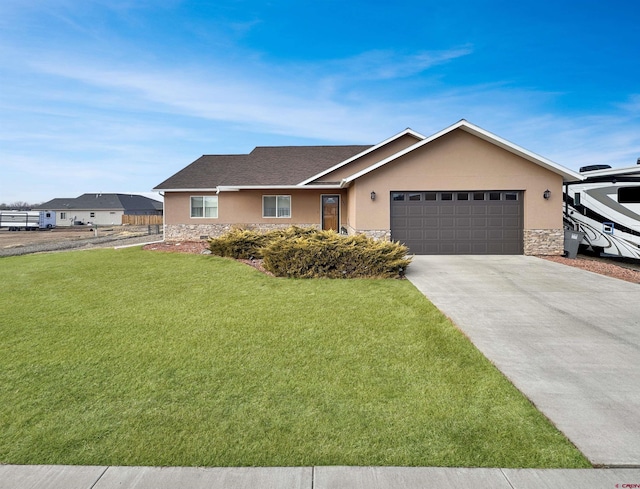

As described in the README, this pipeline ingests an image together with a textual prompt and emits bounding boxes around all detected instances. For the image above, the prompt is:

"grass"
[0,247,590,468]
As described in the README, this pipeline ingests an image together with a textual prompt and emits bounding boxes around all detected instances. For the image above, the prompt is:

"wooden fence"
[121,215,163,226]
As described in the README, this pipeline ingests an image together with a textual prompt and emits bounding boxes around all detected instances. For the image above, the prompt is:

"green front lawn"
[0,247,589,467]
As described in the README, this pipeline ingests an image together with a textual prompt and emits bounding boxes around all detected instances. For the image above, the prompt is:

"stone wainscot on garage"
[154,120,583,255]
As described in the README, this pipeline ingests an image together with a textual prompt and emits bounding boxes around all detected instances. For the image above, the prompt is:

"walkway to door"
[406,255,640,466]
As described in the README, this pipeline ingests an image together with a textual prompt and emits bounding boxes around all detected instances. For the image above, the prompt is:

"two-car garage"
[390,190,523,255]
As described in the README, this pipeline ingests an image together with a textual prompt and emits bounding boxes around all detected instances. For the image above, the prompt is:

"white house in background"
[34,193,163,227]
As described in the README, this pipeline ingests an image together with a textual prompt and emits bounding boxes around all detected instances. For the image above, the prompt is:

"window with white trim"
[191,196,218,218]
[263,195,291,218]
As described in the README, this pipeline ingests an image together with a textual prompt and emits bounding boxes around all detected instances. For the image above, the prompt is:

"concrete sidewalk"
[406,255,640,467]
[2,465,640,489]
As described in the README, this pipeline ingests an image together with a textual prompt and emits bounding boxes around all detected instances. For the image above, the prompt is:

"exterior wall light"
[543,189,551,200]
[370,191,376,200]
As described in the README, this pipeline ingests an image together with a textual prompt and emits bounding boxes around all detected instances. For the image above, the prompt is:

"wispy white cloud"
[22,44,479,143]
[16,47,640,168]
[332,47,474,80]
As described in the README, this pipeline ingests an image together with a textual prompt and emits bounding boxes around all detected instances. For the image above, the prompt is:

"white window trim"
[190,195,219,219]
[262,195,291,218]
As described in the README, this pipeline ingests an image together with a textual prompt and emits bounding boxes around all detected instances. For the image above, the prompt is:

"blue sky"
[1,0,639,204]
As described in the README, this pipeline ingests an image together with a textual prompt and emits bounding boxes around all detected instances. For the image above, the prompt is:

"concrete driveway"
[406,255,640,467]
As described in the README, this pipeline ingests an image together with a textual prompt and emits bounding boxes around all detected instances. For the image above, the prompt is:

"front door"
[322,195,340,231]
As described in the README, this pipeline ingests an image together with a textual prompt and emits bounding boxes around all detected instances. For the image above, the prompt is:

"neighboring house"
[35,193,163,227]
[154,120,583,255]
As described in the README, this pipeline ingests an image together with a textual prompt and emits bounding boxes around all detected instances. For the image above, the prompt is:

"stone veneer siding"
[164,223,319,241]
[343,224,391,241]
[524,229,564,256]
[358,229,392,241]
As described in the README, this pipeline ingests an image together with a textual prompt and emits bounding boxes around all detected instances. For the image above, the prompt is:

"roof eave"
[158,185,345,193]
[218,184,343,192]
[153,188,218,192]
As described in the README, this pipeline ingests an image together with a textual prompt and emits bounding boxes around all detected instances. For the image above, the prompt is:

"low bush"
[209,226,411,278]
[208,226,318,259]
[208,227,269,259]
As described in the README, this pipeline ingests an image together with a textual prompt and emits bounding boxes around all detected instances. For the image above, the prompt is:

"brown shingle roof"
[154,145,372,189]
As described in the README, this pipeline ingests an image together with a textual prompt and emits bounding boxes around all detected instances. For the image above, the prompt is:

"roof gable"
[299,128,425,185]
[341,120,583,185]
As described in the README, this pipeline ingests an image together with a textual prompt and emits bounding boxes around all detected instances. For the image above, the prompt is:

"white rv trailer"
[0,211,56,231]
[564,162,640,259]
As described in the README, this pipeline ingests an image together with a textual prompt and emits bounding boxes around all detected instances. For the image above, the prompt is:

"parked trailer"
[0,211,56,231]
[564,162,640,259]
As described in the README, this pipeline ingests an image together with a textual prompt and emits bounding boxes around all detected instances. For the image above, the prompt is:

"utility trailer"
[0,211,56,231]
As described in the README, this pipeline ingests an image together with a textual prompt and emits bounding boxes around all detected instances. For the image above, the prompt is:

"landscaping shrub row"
[208,226,411,278]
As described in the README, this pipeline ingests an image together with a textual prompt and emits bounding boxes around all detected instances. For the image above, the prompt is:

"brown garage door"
[390,191,523,255]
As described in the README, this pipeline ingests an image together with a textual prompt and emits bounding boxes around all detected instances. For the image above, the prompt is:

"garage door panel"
[440,217,455,228]
[393,230,408,241]
[439,243,456,253]
[407,217,423,227]
[503,242,522,253]
[503,229,521,239]
[420,242,441,253]
[407,229,424,239]
[488,216,508,227]
[472,217,487,227]
[393,217,408,228]
[472,243,489,253]
[455,242,472,253]
[486,242,506,254]
[391,206,407,217]
[424,218,438,227]
[503,217,521,228]
[391,191,523,255]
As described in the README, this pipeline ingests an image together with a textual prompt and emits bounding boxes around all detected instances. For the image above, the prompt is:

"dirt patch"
[541,255,640,284]
[142,241,209,254]
[0,226,150,248]
[142,241,274,275]
[0,226,161,256]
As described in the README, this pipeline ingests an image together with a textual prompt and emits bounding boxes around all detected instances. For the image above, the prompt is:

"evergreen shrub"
[209,226,411,278]
[207,228,269,259]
